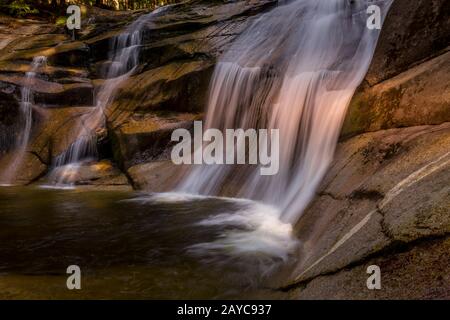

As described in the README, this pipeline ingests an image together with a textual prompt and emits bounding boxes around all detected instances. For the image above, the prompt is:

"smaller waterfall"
[49,8,166,185]
[0,56,47,185]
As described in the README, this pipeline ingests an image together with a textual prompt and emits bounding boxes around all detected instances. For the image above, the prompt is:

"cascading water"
[49,8,166,185]
[0,56,47,185]
[175,0,393,260]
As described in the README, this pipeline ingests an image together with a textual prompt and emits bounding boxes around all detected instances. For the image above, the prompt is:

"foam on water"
[189,202,298,261]
[126,191,299,270]
[125,192,215,204]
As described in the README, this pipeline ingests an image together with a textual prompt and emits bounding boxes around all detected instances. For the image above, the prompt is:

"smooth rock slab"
[289,123,450,288]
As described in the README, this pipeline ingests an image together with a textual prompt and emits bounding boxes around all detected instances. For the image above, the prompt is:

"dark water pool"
[0,186,297,299]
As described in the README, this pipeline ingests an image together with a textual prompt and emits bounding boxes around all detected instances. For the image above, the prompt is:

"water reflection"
[0,187,294,299]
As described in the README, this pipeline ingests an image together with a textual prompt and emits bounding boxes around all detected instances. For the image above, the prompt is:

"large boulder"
[0,74,94,107]
[285,122,450,298]
[289,236,450,299]
[365,0,450,85]
[342,50,450,137]
[343,0,450,137]
[0,150,47,184]
[111,111,200,169]
[127,160,186,191]
[46,159,131,190]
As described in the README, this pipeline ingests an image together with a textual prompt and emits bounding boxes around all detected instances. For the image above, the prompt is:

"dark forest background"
[0,0,181,18]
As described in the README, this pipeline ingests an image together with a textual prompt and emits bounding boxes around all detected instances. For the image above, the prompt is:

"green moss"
[55,16,67,27]
[4,0,38,18]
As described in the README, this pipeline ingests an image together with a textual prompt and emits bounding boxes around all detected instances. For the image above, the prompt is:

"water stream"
[177,0,393,260]
[49,8,167,185]
[0,56,47,185]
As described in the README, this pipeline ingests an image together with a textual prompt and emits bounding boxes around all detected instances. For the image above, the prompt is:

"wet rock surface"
[286,123,450,298]
[290,235,450,299]
[343,50,450,138]
[344,0,450,138]
[45,159,131,190]
[111,111,201,168]
[365,0,450,86]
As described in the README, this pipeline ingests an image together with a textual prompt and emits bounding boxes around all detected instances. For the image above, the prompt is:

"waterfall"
[0,56,47,185]
[179,0,393,223]
[49,8,166,185]
[172,0,394,263]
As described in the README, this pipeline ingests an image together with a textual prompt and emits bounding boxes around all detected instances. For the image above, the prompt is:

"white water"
[177,0,393,260]
[125,191,298,276]
[0,56,47,185]
[49,7,168,185]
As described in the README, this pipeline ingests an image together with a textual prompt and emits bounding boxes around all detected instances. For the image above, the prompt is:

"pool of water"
[0,186,298,299]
